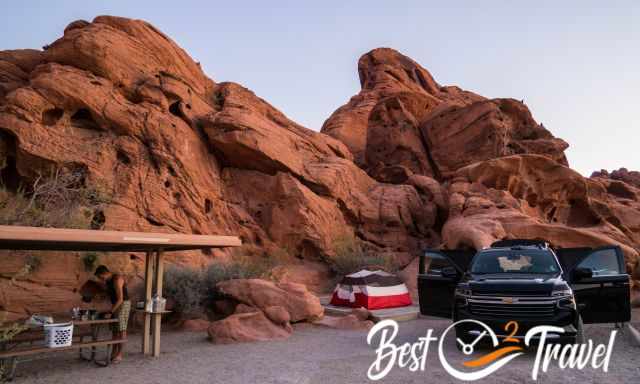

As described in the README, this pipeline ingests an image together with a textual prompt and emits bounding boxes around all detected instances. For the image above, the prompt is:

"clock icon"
[457,330,487,355]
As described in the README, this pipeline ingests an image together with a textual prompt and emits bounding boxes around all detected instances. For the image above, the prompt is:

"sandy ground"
[9,309,640,384]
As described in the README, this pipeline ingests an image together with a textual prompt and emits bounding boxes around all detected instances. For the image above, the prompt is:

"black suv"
[418,240,631,345]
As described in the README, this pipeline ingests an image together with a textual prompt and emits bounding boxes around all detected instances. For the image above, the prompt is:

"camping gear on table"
[330,269,412,310]
[151,295,166,312]
[44,322,73,348]
[73,309,99,321]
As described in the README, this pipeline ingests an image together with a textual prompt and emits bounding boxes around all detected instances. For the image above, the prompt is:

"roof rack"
[490,239,549,249]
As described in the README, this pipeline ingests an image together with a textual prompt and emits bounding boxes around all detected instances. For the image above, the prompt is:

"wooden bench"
[0,339,128,358]
[0,339,127,380]
[0,319,124,381]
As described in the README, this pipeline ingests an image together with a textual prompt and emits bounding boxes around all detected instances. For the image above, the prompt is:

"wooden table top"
[1,317,117,332]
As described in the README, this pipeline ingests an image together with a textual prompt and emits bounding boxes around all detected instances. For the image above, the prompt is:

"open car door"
[556,246,631,324]
[418,249,476,318]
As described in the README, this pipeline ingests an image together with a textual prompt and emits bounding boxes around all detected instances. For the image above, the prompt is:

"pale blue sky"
[1,1,638,175]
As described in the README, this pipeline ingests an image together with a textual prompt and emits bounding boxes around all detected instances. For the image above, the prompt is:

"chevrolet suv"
[418,240,631,346]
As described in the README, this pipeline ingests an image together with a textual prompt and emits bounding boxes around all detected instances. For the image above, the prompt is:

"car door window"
[424,252,454,276]
[576,248,623,276]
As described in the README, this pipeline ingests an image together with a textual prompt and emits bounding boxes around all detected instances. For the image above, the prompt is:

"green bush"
[0,168,110,229]
[330,233,396,276]
[163,266,207,316]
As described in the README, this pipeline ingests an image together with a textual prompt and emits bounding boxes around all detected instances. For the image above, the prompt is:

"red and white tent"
[330,270,412,310]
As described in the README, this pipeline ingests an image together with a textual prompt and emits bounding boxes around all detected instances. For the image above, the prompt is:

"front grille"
[468,296,556,320]
[473,291,550,297]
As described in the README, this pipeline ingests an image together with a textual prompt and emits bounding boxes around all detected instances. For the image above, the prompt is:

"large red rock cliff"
[0,17,638,318]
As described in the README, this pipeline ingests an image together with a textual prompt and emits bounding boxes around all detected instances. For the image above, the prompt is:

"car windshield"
[470,249,560,274]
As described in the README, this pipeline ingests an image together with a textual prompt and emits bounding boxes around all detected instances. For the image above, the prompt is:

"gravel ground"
[9,309,640,384]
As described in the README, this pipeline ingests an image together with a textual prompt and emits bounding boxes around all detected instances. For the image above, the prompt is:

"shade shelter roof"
[0,224,242,358]
[0,225,242,252]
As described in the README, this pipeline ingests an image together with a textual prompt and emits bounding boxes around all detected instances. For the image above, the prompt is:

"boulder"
[207,310,291,344]
[216,279,323,322]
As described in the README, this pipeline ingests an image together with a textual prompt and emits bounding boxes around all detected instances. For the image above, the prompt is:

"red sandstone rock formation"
[207,309,292,344]
[0,17,439,318]
[207,279,322,342]
[0,17,638,321]
[592,168,640,190]
[216,279,323,323]
[323,48,569,180]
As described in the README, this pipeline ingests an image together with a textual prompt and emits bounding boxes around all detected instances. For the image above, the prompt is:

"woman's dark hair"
[94,265,110,276]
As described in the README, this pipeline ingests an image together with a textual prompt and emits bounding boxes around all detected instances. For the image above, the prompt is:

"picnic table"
[0,317,127,381]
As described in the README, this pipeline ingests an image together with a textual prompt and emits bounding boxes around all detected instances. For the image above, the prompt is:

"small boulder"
[207,311,292,344]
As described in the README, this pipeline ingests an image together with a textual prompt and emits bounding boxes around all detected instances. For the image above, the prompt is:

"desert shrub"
[0,312,26,382]
[204,253,274,292]
[163,266,207,316]
[164,251,281,315]
[330,233,397,276]
[0,168,110,229]
[82,252,100,272]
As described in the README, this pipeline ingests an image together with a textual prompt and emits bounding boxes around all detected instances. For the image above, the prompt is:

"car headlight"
[557,297,576,309]
[455,287,472,297]
[551,286,572,298]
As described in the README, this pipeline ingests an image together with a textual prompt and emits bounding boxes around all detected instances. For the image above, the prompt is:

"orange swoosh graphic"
[462,346,524,368]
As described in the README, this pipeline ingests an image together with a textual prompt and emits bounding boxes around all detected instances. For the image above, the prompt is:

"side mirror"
[573,267,593,281]
[442,266,458,278]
